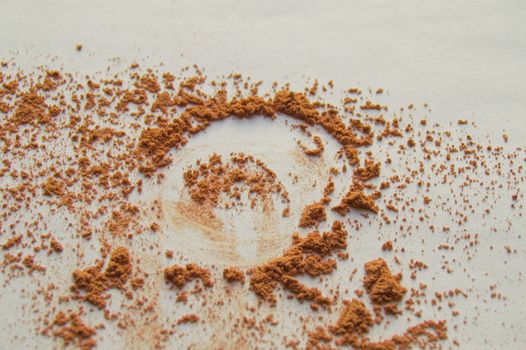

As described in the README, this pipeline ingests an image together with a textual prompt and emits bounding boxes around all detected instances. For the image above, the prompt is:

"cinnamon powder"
[164,263,214,289]
[298,202,327,228]
[0,62,520,349]
[363,258,406,305]
[249,221,346,308]
[71,247,132,309]
[51,311,97,350]
[223,266,245,283]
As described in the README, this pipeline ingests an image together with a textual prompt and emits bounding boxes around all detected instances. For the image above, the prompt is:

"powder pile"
[331,299,373,336]
[71,247,132,309]
[298,202,327,228]
[308,259,445,349]
[363,258,406,305]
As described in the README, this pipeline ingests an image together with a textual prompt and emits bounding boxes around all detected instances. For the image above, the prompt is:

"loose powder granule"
[381,240,393,252]
[177,314,200,325]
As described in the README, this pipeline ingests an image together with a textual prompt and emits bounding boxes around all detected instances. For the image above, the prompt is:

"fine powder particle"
[363,258,406,305]
[164,263,214,289]
[223,267,245,283]
[381,240,393,251]
[71,247,132,309]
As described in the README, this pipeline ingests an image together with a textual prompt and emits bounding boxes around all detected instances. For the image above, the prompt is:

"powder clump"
[223,267,245,283]
[363,258,406,305]
[71,247,132,309]
[164,263,214,289]
[298,202,327,228]
[333,183,380,215]
[51,311,97,350]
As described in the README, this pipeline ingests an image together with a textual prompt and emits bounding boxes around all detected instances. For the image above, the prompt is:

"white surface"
[0,0,525,349]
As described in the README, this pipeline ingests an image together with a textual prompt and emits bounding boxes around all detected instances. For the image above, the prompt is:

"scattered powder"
[0,62,522,349]
[183,152,288,210]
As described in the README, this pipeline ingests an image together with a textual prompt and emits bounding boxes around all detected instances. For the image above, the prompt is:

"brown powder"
[10,91,47,125]
[183,153,288,210]
[223,267,245,283]
[331,299,373,335]
[0,63,517,349]
[137,87,371,176]
[363,258,406,305]
[71,247,132,309]
[314,295,447,349]
[51,311,97,350]
[381,240,393,251]
[249,221,346,308]
[164,263,214,289]
[302,135,325,156]
[177,314,200,325]
[332,182,380,215]
[2,234,22,250]
[298,202,327,228]
[354,159,380,181]
[42,177,65,197]
[50,238,64,253]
